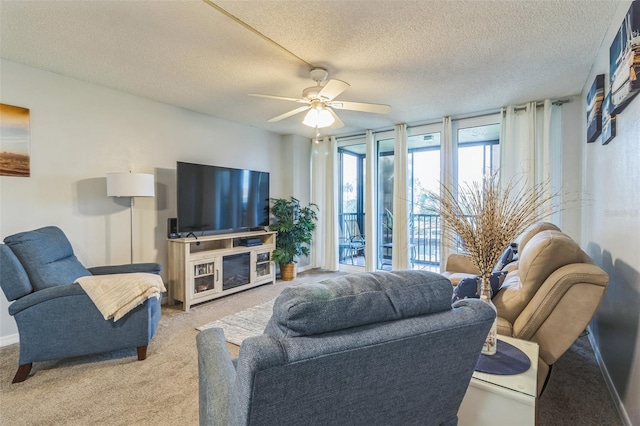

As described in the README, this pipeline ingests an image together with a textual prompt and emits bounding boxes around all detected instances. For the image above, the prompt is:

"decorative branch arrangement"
[431,172,557,280]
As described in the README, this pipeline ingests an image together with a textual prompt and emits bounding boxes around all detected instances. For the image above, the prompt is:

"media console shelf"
[167,230,276,311]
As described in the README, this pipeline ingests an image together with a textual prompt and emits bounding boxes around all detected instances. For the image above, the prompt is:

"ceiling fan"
[250,68,391,129]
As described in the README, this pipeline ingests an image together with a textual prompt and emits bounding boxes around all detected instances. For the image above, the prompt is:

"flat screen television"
[177,161,270,235]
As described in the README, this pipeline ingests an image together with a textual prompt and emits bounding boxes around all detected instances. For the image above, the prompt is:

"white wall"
[0,59,290,343]
[581,1,640,424]
[280,134,313,269]
[559,96,584,242]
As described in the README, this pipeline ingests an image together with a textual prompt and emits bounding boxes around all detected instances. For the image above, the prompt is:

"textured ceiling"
[0,0,620,139]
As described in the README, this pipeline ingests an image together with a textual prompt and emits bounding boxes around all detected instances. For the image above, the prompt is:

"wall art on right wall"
[587,74,605,143]
[602,93,616,145]
[609,0,640,114]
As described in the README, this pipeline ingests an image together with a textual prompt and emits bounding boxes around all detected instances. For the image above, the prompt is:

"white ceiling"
[0,0,620,139]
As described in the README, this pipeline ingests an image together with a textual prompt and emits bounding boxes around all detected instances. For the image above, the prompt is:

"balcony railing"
[339,212,444,267]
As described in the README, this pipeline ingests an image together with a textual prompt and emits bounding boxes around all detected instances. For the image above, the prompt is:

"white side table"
[458,335,539,426]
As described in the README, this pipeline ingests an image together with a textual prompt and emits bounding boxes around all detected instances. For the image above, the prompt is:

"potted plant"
[269,197,318,281]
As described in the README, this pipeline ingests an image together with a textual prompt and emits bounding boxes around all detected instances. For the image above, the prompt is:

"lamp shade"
[107,172,155,197]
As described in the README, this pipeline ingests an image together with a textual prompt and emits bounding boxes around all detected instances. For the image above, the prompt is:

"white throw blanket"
[77,273,166,321]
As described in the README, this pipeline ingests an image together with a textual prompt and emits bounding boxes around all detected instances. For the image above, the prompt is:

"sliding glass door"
[376,127,442,270]
[338,143,366,269]
[336,113,501,271]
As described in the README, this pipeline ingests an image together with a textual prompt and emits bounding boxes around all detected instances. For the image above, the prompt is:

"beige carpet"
[0,269,344,426]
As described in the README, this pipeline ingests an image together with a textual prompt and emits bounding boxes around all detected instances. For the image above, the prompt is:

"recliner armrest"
[88,263,162,275]
[8,283,86,316]
[512,262,608,365]
[197,328,236,426]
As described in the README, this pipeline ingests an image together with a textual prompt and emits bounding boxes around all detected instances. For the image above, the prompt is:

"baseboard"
[297,264,313,273]
[587,328,632,426]
[0,333,19,347]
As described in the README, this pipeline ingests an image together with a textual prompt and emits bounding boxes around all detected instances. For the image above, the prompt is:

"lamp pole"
[129,196,135,263]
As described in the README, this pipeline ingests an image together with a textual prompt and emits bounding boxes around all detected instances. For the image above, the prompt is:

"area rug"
[196,298,274,345]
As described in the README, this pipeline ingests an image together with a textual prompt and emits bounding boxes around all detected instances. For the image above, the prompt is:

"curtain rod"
[336,99,570,142]
[510,99,570,113]
[336,110,500,141]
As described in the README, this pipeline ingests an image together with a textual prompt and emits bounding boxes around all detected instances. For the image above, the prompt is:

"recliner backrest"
[494,230,588,323]
[517,221,561,252]
[230,271,495,426]
[3,226,91,291]
[0,244,33,300]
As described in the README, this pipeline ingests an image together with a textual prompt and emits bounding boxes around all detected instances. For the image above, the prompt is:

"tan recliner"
[443,221,561,285]
[442,224,609,396]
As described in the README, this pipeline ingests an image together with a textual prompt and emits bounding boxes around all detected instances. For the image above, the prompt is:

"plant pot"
[280,263,296,281]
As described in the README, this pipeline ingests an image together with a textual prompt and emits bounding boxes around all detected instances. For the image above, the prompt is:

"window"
[452,120,501,253]
[408,131,441,269]
[456,123,500,188]
[338,143,366,267]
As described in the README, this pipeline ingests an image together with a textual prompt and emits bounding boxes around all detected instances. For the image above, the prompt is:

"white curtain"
[439,116,455,272]
[392,123,410,270]
[364,130,377,272]
[311,136,339,271]
[500,100,562,222]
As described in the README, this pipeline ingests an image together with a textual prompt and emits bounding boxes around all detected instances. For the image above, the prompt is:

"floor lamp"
[107,172,155,263]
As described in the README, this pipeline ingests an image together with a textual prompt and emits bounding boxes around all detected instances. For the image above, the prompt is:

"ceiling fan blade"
[250,93,308,104]
[318,79,350,101]
[328,100,391,114]
[268,106,310,122]
[327,108,345,129]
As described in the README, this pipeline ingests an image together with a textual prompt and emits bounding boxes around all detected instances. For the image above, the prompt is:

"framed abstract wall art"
[601,93,616,145]
[609,0,640,114]
[0,103,31,177]
[586,74,604,143]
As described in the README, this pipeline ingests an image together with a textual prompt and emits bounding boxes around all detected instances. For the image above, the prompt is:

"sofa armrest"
[197,328,236,426]
[445,254,481,275]
[8,283,86,316]
[88,263,162,275]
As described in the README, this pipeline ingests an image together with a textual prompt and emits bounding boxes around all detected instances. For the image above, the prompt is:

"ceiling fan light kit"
[250,67,391,131]
[303,102,335,128]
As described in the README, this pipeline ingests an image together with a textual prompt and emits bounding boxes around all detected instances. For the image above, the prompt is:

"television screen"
[177,161,269,235]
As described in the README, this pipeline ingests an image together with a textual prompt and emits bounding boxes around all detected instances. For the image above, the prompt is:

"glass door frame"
[337,136,367,271]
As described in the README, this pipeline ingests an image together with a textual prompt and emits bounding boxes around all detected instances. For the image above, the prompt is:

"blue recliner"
[0,226,162,383]
[197,270,495,426]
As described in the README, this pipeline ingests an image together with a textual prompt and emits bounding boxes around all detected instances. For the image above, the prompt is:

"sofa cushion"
[452,271,507,302]
[264,270,453,338]
[3,226,91,291]
[493,230,585,323]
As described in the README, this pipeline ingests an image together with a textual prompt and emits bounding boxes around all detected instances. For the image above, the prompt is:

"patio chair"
[343,218,365,264]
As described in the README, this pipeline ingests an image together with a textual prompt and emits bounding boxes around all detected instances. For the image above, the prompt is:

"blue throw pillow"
[452,271,507,302]
[493,246,517,272]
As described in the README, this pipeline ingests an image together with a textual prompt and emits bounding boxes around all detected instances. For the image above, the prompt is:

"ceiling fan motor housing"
[303,86,323,100]
[309,67,329,83]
